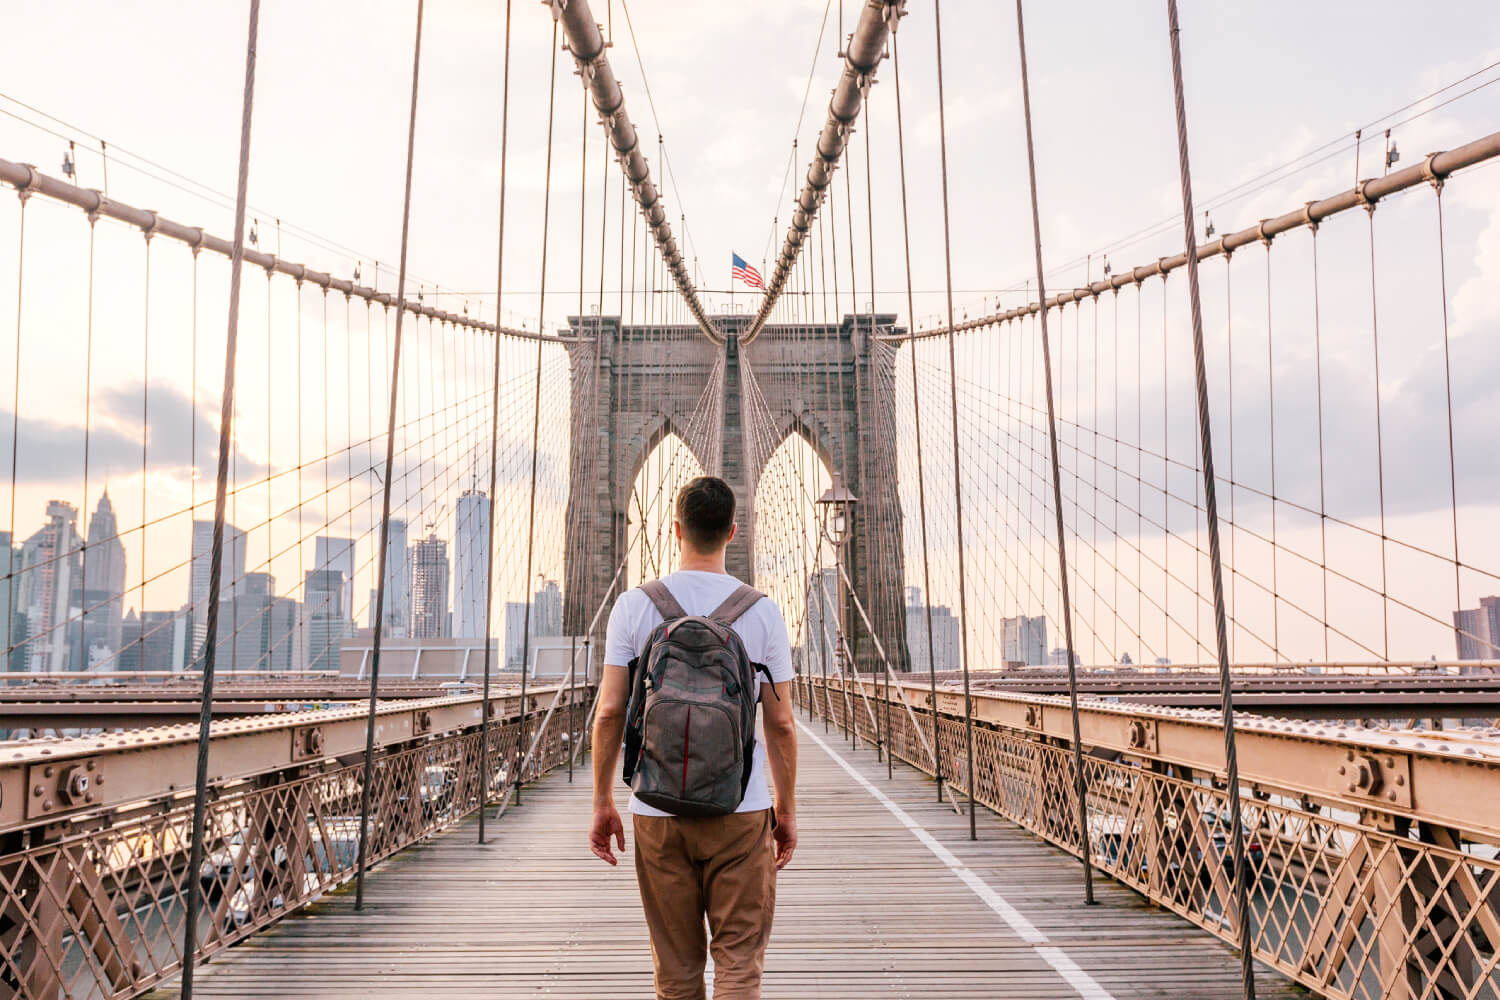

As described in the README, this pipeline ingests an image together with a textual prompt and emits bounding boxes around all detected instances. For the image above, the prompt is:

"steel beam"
[0,685,588,835]
[820,676,1500,841]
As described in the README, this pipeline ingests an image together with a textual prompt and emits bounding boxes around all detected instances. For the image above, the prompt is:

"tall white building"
[188,519,247,668]
[82,491,127,665]
[453,491,491,638]
[18,501,82,672]
[379,518,410,636]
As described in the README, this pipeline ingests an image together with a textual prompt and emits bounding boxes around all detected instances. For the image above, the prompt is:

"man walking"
[590,475,799,1000]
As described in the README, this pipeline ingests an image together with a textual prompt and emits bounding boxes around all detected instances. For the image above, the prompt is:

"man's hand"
[590,803,626,865]
[773,811,797,870]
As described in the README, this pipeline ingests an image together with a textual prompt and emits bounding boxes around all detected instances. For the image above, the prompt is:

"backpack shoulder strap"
[708,584,766,626]
[640,579,688,621]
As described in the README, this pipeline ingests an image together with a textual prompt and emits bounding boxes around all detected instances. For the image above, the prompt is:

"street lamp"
[816,478,857,549]
[816,478,858,741]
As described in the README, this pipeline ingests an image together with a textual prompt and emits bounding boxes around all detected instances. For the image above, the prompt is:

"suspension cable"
[355,0,426,912]
[1164,2,1256,994]
[180,1,261,994]
[515,10,563,806]
[477,0,514,845]
[1012,0,1095,904]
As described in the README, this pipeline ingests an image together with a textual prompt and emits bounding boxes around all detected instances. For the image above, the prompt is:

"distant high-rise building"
[1454,597,1500,660]
[18,500,83,672]
[188,519,247,667]
[411,534,450,639]
[1002,615,1047,667]
[214,572,298,673]
[81,491,127,666]
[453,491,491,638]
[800,568,840,659]
[0,530,22,672]
[504,578,563,670]
[304,569,348,670]
[314,536,356,628]
[378,518,410,636]
[119,607,189,674]
[904,586,961,674]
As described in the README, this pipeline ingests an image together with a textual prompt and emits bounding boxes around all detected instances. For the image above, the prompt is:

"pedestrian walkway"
[155,720,1298,998]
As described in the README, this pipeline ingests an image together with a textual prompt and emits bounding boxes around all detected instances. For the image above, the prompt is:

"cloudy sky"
[1,1,1497,661]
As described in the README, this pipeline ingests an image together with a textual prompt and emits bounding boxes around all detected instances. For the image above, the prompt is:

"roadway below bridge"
[148,723,1297,999]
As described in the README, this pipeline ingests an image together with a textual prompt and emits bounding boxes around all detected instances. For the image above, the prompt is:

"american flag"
[731,252,765,290]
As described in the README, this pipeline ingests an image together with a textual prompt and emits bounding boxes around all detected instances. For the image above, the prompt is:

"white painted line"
[799,720,1117,1000]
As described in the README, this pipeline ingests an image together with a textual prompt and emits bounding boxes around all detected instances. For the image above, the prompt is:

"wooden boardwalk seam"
[154,723,1301,998]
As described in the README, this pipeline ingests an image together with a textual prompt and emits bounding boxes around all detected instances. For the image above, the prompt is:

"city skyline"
[1,487,534,672]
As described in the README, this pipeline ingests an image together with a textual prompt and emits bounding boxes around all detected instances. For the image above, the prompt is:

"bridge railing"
[796,675,1500,1000]
[0,683,593,1000]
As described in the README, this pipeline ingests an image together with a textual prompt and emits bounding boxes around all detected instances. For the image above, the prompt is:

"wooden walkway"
[158,720,1301,998]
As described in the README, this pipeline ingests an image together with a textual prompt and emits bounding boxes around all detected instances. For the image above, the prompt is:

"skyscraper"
[0,530,21,672]
[118,607,189,674]
[1003,615,1047,667]
[304,569,347,670]
[800,567,839,660]
[453,491,491,638]
[188,519,247,667]
[904,586,961,675]
[1454,597,1500,660]
[81,491,127,666]
[504,578,563,670]
[411,533,450,639]
[314,536,356,630]
[18,501,83,672]
[379,518,410,636]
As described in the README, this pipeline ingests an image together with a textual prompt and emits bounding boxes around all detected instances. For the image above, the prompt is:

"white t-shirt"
[604,569,794,817]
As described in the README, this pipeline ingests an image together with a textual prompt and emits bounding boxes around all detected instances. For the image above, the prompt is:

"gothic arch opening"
[751,429,832,662]
[624,430,706,591]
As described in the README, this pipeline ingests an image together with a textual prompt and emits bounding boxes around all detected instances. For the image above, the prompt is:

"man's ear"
[673,520,682,541]
[725,522,738,545]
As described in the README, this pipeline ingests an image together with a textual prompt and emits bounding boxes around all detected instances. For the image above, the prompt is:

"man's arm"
[761,679,798,869]
[588,664,630,865]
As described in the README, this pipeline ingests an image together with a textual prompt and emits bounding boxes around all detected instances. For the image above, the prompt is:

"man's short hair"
[676,476,736,551]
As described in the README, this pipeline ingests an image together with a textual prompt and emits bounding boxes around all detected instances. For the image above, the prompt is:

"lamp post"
[816,478,857,745]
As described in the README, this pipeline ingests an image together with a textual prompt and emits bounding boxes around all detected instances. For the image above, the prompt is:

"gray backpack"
[621,580,771,817]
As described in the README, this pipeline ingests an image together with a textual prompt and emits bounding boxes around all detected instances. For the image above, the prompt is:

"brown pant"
[632,809,777,1000]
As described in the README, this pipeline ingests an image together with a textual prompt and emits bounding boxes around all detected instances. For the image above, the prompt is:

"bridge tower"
[563,314,909,675]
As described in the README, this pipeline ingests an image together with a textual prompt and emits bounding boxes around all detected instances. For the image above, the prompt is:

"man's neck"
[675,549,728,575]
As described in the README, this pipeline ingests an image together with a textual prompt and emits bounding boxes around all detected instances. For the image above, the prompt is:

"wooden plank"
[150,724,1301,998]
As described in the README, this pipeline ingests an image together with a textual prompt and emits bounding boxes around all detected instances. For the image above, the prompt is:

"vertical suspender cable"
[477,0,513,844]
[931,0,977,840]
[356,0,425,911]
[180,2,259,994]
[1164,2,1256,994]
[890,34,943,802]
[860,91,892,780]
[517,12,563,805]
[1012,0,1094,905]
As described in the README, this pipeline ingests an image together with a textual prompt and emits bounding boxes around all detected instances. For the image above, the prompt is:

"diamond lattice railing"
[797,676,1500,1000]
[0,691,589,1000]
